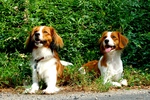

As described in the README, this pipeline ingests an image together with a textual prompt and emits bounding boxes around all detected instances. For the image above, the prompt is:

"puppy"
[25,26,72,94]
[79,31,128,87]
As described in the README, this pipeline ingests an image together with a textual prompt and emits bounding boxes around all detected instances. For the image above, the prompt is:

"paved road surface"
[0,89,150,100]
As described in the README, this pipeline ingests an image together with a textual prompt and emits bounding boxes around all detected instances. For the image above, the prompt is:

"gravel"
[0,89,150,100]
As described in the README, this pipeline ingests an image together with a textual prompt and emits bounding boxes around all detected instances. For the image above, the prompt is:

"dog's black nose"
[35,32,40,36]
[105,39,109,44]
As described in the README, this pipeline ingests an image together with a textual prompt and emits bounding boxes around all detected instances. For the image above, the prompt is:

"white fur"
[29,47,59,94]
[103,32,115,46]
[60,60,73,66]
[78,67,86,74]
[34,26,44,40]
[98,32,127,87]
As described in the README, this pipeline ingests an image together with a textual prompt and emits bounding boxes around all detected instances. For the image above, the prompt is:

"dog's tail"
[78,67,86,74]
[60,60,73,66]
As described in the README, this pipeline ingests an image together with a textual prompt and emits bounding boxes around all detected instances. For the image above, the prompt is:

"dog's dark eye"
[34,31,37,33]
[44,31,48,34]
[103,36,107,39]
[112,36,116,39]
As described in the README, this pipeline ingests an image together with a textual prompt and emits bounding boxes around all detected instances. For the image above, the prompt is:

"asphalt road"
[0,89,150,100]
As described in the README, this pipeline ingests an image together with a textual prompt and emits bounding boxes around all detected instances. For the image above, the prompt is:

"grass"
[0,52,149,92]
[124,66,150,87]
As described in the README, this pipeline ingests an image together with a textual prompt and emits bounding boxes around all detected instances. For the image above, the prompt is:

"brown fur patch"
[99,31,108,54]
[50,27,64,48]
[100,54,107,67]
[82,60,100,77]
[56,61,64,80]
[118,32,128,49]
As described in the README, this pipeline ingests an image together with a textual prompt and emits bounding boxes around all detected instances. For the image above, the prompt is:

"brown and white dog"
[25,26,72,94]
[79,31,128,87]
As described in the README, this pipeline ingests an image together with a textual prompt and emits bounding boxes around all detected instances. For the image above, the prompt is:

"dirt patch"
[0,86,150,94]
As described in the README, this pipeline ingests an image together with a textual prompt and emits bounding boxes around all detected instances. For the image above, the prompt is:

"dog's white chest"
[31,47,57,79]
[33,58,57,79]
[107,58,123,73]
[98,53,123,82]
[32,47,53,60]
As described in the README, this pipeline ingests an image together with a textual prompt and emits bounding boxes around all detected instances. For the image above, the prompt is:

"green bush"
[0,0,149,88]
[0,52,31,87]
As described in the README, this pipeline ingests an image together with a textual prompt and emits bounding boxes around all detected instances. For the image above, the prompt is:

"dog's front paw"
[43,87,60,94]
[29,88,38,94]
[120,79,128,86]
[24,84,39,94]
[24,88,38,94]
[23,88,31,94]
[112,82,122,87]
[24,88,39,94]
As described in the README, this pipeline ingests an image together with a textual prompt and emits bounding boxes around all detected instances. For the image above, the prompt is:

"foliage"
[124,67,150,86]
[0,0,150,90]
[0,52,31,88]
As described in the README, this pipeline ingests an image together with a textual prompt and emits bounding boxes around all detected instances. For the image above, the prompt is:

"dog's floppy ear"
[99,38,104,54]
[25,35,32,52]
[49,27,64,51]
[99,31,107,54]
[118,32,128,49]
[25,27,37,52]
[25,33,34,52]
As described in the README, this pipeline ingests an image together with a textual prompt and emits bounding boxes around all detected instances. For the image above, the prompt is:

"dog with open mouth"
[79,31,128,87]
[25,26,72,94]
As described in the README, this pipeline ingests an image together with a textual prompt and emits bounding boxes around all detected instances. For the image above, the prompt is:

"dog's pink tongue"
[105,47,112,52]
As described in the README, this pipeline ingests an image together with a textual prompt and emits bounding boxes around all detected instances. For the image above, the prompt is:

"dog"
[79,31,128,87]
[25,26,72,94]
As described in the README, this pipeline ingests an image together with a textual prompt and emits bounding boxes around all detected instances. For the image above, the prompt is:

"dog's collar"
[35,57,44,63]
[34,56,52,69]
